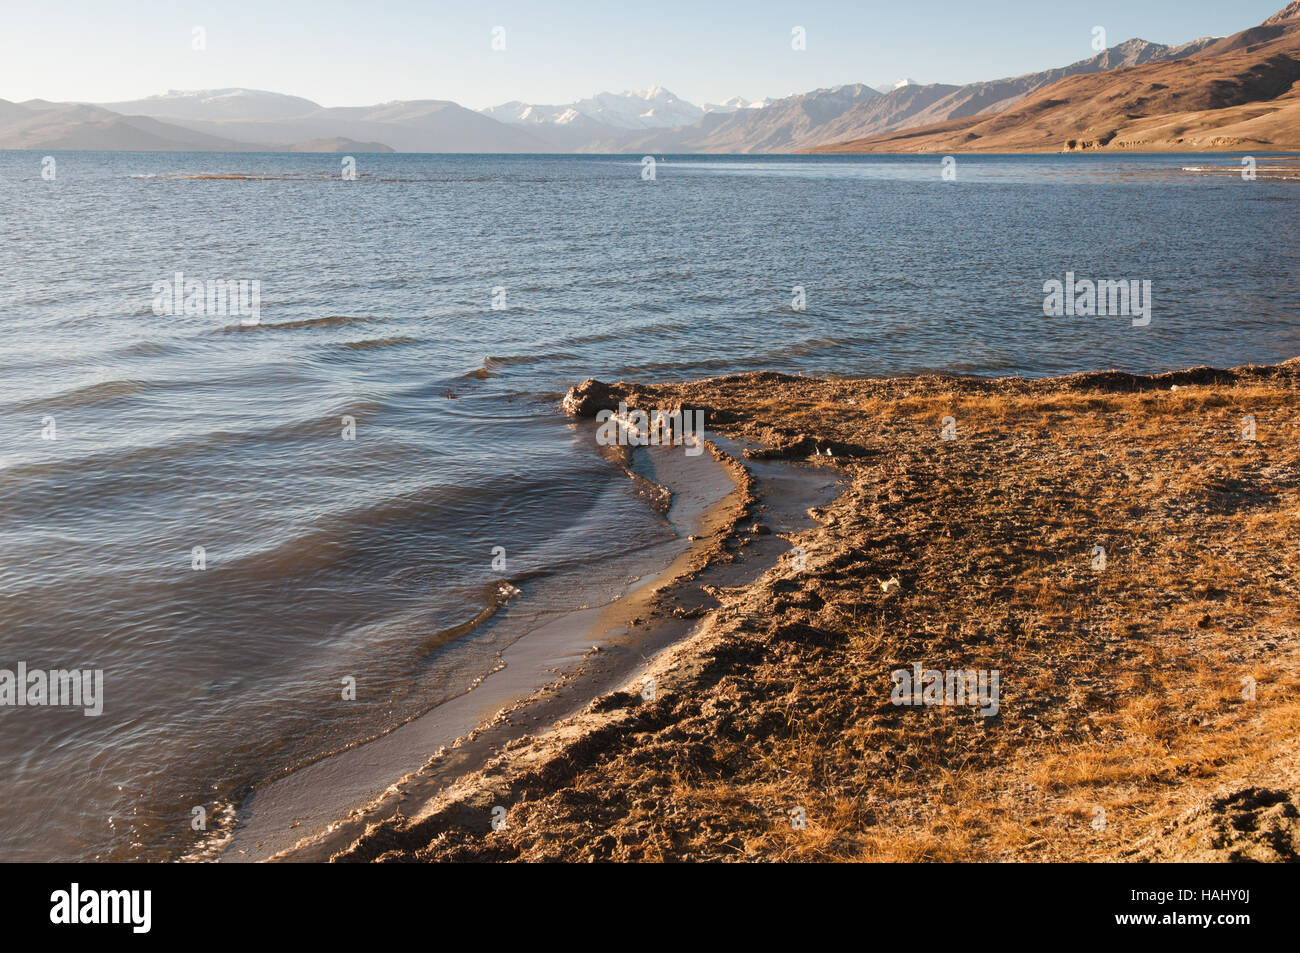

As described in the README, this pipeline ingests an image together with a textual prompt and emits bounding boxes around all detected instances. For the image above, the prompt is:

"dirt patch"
[1129,786,1300,861]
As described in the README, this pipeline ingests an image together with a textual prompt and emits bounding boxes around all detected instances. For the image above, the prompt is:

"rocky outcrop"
[560,378,622,417]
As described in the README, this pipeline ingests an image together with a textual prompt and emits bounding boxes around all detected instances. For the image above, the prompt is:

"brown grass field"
[337,359,1300,862]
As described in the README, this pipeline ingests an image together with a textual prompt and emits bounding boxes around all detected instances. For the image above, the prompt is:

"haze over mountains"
[3,4,1298,154]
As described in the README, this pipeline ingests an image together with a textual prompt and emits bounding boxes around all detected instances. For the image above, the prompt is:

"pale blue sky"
[0,0,1287,109]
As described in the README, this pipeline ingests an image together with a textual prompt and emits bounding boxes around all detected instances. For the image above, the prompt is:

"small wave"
[336,335,419,351]
[0,404,389,490]
[466,352,573,379]
[214,315,372,333]
[760,337,845,360]
[621,356,750,376]
[9,378,149,413]
[415,587,507,657]
[626,339,847,374]
[558,320,690,348]
[485,353,567,367]
[111,339,180,359]
[178,800,238,862]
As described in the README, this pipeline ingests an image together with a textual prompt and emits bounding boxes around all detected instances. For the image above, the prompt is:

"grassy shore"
[338,359,1300,862]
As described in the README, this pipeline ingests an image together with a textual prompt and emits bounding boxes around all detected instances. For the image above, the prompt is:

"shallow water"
[0,151,1296,860]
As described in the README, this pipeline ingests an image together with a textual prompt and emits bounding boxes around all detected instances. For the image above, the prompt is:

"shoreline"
[218,425,841,861]
[310,356,1300,862]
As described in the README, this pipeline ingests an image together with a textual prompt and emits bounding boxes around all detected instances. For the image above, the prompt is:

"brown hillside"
[811,5,1300,153]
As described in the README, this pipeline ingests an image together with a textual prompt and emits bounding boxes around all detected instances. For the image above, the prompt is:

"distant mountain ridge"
[0,100,267,151]
[607,37,1221,154]
[5,5,1298,154]
[103,88,323,122]
[96,93,552,153]
[592,83,883,153]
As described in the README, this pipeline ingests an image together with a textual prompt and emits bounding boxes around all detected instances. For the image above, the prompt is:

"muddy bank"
[328,358,1300,862]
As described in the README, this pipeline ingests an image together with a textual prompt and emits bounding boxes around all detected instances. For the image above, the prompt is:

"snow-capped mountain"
[480,102,589,125]
[580,86,704,128]
[702,96,772,114]
[874,78,919,94]
[483,86,707,130]
[600,83,883,154]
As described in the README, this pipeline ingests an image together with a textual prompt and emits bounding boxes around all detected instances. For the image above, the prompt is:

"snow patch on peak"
[874,78,920,94]
[703,96,772,113]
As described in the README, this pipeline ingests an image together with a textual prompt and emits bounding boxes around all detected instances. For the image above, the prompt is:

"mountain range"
[813,1,1300,153]
[3,3,1298,154]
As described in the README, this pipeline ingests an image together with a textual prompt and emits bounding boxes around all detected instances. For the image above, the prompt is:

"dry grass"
[340,360,1300,862]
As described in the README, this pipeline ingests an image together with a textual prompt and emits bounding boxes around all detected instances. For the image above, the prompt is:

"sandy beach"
[245,357,1300,863]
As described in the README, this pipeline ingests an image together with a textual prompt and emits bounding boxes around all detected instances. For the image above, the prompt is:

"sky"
[0,0,1288,110]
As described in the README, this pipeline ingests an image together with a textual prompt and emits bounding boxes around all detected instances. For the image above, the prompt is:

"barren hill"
[811,3,1300,153]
